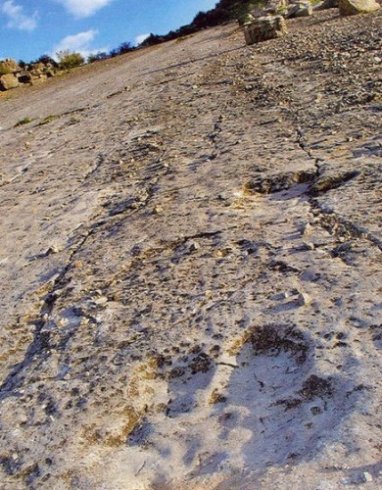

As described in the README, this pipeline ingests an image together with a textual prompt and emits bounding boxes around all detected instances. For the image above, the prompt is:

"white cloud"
[1,0,38,31]
[52,30,107,60]
[134,33,150,46]
[56,0,113,18]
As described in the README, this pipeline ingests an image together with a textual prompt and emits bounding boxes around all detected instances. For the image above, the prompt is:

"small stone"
[46,245,59,255]
[297,291,312,306]
[94,296,108,305]
[363,472,373,482]
[302,241,315,250]
[189,241,200,252]
[214,248,230,258]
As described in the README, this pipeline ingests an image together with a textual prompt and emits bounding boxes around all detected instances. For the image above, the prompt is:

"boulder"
[314,0,338,10]
[0,59,20,75]
[0,73,20,91]
[34,62,45,72]
[31,74,48,84]
[29,67,42,77]
[243,15,287,45]
[339,0,380,14]
[17,71,33,84]
[287,1,313,17]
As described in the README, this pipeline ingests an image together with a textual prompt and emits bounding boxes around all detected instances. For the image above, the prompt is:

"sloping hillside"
[0,9,381,490]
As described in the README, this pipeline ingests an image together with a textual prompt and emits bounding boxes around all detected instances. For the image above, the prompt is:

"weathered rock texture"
[339,0,381,14]
[315,0,339,9]
[0,73,19,91]
[287,1,313,17]
[244,15,287,44]
[0,8,382,490]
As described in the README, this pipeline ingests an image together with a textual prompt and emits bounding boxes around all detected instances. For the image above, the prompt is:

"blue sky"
[0,0,217,62]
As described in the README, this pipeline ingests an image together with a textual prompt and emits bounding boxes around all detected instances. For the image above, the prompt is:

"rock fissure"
[0,9,381,490]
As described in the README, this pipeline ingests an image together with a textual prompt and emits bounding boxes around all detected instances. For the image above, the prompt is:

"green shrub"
[57,51,84,70]
[109,42,134,57]
[88,52,109,63]
[14,117,33,127]
[0,63,12,76]
[38,115,58,126]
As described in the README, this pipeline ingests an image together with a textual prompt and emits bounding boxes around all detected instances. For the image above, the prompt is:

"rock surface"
[339,0,380,14]
[287,1,313,17]
[244,15,288,44]
[0,9,382,490]
[0,73,19,91]
[315,0,339,10]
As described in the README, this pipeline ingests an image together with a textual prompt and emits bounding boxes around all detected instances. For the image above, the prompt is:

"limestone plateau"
[0,7,381,490]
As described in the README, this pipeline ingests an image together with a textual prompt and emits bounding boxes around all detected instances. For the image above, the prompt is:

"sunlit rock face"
[0,9,382,490]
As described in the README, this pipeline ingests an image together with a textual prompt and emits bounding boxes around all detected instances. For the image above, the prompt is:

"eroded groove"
[0,223,99,400]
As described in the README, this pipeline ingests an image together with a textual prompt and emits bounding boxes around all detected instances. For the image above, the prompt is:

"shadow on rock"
[211,323,361,472]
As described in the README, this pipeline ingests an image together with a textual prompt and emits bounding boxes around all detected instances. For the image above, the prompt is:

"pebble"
[303,241,315,250]
[297,291,312,306]
[46,245,59,255]
[363,472,373,482]
[189,241,200,252]
[94,296,108,305]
